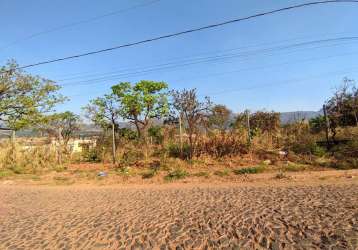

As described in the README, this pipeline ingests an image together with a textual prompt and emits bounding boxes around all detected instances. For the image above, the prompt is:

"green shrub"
[82,148,101,162]
[164,168,188,181]
[148,126,164,144]
[167,143,191,160]
[0,169,13,179]
[311,144,326,157]
[142,169,158,179]
[115,166,132,176]
[233,165,265,175]
[118,128,138,140]
[291,141,325,156]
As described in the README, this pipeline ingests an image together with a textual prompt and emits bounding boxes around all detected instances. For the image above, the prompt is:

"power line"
[50,31,352,79]
[14,0,358,71]
[66,66,358,98]
[202,67,358,97]
[0,0,161,51]
[58,36,358,86]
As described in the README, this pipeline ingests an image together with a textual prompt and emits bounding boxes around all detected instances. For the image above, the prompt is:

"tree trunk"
[57,128,63,165]
[179,113,183,158]
[112,122,116,165]
[134,121,141,138]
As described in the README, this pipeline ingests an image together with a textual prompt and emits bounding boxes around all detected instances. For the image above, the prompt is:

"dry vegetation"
[1,63,357,185]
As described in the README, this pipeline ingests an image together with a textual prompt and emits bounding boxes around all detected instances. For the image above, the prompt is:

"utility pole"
[323,104,330,148]
[112,122,116,165]
[246,110,251,144]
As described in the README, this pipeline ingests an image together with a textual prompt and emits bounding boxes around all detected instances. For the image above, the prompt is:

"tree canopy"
[83,94,121,130]
[39,111,81,145]
[0,60,65,130]
[111,80,169,137]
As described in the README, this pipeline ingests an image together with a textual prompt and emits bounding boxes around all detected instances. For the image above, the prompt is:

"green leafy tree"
[0,60,65,130]
[111,80,169,138]
[83,94,121,130]
[309,115,326,134]
[39,111,81,146]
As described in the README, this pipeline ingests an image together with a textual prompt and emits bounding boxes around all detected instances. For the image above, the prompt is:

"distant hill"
[1,111,324,138]
[279,111,321,124]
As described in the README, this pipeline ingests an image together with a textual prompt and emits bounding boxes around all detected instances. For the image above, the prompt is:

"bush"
[167,143,191,160]
[291,141,325,156]
[121,149,144,165]
[164,168,188,181]
[196,133,249,158]
[148,126,164,144]
[142,169,158,179]
[233,165,265,175]
[82,148,101,162]
[118,128,137,140]
[0,169,13,179]
[115,166,132,176]
[329,159,358,170]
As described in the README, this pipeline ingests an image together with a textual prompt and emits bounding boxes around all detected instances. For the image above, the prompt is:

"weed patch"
[142,169,158,179]
[282,162,306,172]
[164,169,188,181]
[0,169,13,179]
[233,165,266,175]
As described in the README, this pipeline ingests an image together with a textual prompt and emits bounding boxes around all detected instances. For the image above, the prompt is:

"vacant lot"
[0,180,357,249]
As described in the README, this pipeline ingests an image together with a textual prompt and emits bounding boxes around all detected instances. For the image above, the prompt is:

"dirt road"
[0,181,357,249]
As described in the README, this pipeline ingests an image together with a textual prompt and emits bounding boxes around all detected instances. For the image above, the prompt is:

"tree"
[309,115,326,134]
[171,88,212,158]
[208,104,232,132]
[83,94,121,164]
[111,80,169,138]
[0,60,65,130]
[83,94,121,130]
[249,111,280,136]
[40,111,81,147]
[325,78,358,140]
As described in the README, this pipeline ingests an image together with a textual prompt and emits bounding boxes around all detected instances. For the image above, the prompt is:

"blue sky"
[1,0,357,115]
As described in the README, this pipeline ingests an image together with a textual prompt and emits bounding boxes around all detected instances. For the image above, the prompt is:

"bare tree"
[171,88,212,158]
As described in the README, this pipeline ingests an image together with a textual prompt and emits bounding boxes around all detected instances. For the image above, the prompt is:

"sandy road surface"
[0,182,357,250]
